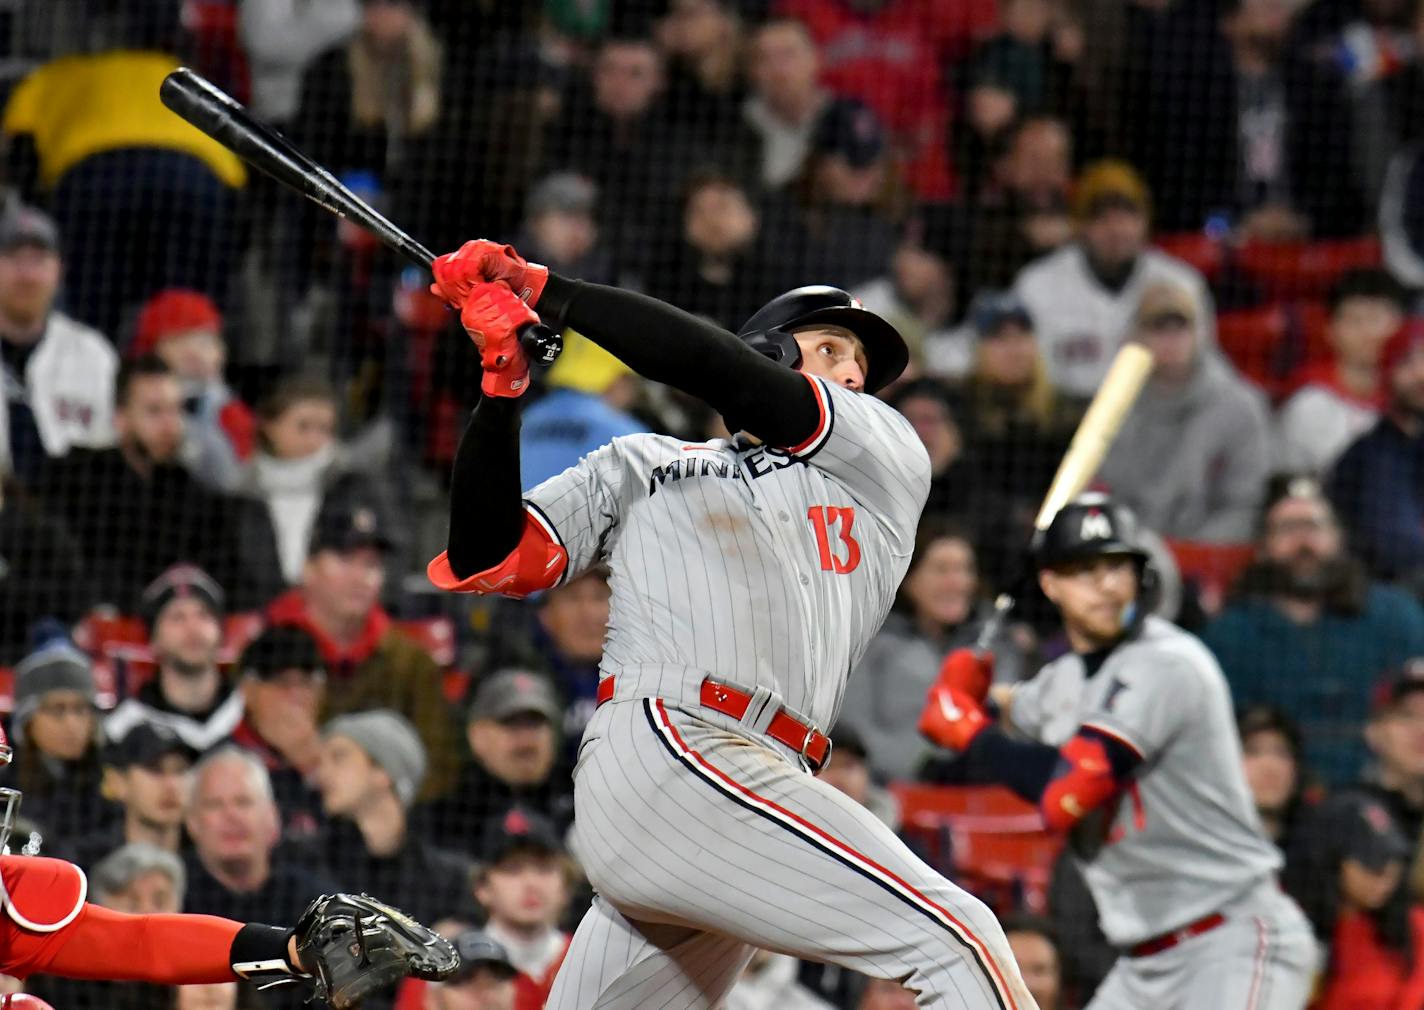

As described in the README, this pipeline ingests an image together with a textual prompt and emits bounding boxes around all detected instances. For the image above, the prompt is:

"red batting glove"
[460,282,538,398]
[430,240,549,308]
[938,648,994,703]
[918,682,991,752]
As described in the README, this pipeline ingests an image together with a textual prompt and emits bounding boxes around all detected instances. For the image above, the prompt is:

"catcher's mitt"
[294,893,460,1008]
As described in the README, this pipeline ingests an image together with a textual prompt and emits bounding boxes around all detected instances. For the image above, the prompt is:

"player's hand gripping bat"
[158,67,562,366]
[975,342,1155,648]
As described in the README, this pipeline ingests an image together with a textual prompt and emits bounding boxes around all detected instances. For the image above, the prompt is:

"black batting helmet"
[1035,494,1150,569]
[737,286,910,395]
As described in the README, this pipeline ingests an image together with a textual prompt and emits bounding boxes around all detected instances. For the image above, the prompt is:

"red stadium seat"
[1155,232,1225,282]
[892,784,1061,914]
[1237,236,1382,300]
[1216,304,1290,388]
[1167,540,1256,616]
[222,612,266,661]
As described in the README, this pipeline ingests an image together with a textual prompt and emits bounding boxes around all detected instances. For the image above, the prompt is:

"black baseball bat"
[158,67,562,366]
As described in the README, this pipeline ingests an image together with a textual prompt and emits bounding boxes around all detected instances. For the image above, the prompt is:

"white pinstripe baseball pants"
[547,699,1037,1010]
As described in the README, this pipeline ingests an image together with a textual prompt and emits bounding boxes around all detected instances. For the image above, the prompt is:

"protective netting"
[0,0,1422,1007]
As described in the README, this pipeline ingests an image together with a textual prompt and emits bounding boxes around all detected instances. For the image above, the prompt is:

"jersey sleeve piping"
[0,862,88,933]
[1079,720,1146,762]
[784,374,835,459]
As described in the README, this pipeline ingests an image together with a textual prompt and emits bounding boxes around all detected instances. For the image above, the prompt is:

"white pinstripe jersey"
[1009,617,1282,946]
[524,375,931,731]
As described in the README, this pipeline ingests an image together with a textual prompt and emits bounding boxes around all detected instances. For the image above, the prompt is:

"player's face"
[538,574,610,664]
[318,735,381,816]
[0,245,60,328]
[1005,931,1061,1010]
[187,759,279,865]
[1331,297,1403,368]
[476,852,568,931]
[153,597,222,673]
[1039,556,1138,648]
[1368,694,1424,781]
[468,714,557,787]
[794,326,867,392]
[26,689,94,762]
[107,868,182,915]
[1340,857,1404,911]
[903,537,976,626]
[117,374,186,463]
[122,754,194,828]
[1240,729,1297,815]
[263,397,337,460]
[304,548,386,624]
[426,971,515,1010]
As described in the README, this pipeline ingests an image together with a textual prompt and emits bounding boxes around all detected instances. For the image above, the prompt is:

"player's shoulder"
[592,431,688,467]
[1115,617,1224,684]
[815,379,927,460]
[0,855,87,932]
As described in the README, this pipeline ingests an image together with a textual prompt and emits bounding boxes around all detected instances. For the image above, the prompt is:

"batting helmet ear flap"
[742,324,804,370]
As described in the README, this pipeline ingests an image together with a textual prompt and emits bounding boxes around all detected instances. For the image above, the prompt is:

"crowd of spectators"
[4,0,1424,1006]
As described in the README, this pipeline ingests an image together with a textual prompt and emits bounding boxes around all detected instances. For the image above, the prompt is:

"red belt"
[1128,913,1226,958]
[596,675,833,772]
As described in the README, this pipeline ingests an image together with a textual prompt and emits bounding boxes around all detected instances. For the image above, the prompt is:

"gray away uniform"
[532,377,1038,1010]
[1010,617,1317,1010]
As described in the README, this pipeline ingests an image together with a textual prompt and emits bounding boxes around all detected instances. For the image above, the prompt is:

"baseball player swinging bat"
[157,67,562,367]
[976,342,1154,648]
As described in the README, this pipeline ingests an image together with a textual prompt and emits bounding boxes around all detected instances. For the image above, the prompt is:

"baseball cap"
[131,289,223,358]
[468,670,563,724]
[104,722,196,771]
[813,99,886,169]
[1337,795,1411,871]
[140,564,225,635]
[1136,282,1197,331]
[829,724,869,762]
[526,172,597,219]
[237,624,326,681]
[309,496,393,556]
[481,807,565,864]
[1071,160,1150,222]
[447,930,517,982]
[0,205,59,253]
[1371,658,1424,716]
[969,290,1033,338]
[323,709,427,807]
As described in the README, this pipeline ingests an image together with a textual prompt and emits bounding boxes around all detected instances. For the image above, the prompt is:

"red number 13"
[808,506,861,574]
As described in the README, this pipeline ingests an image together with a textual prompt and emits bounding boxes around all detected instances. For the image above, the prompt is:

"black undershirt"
[445,275,822,578]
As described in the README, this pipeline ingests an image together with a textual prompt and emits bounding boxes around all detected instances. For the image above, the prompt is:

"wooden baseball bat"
[975,342,1155,647]
[158,67,562,366]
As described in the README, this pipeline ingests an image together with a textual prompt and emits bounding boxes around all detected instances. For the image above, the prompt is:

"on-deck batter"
[425,239,1037,1010]
[919,495,1316,1010]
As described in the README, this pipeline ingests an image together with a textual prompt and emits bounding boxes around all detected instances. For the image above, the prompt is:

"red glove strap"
[458,283,539,399]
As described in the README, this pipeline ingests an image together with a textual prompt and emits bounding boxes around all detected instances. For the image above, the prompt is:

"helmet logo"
[1080,510,1113,541]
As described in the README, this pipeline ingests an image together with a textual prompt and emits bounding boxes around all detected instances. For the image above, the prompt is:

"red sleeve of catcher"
[1,903,242,983]
[1039,728,1142,832]
[427,508,568,598]
[0,856,86,933]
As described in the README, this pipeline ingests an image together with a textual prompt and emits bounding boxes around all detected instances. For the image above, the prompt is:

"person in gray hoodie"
[1097,279,1271,543]
[838,519,1028,781]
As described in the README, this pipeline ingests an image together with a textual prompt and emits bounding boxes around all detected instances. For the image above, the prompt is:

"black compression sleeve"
[960,727,1062,804]
[445,396,524,579]
[538,275,821,447]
